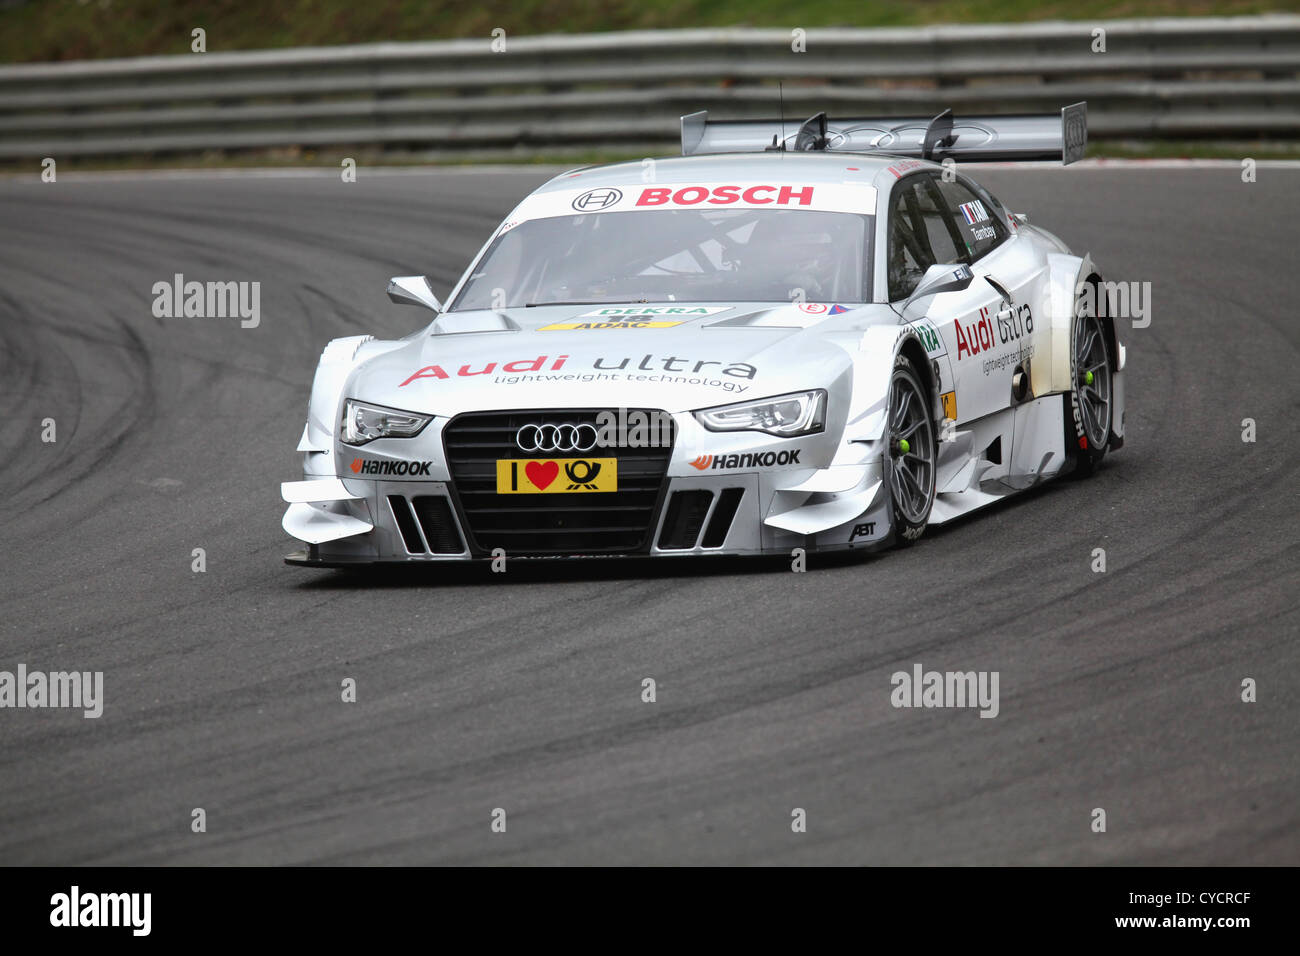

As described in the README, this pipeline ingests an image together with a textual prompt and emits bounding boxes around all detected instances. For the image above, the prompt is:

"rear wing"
[680,102,1087,165]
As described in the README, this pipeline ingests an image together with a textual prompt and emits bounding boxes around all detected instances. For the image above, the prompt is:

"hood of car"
[348,301,898,415]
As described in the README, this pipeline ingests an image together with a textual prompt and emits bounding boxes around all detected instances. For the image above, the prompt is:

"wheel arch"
[300,336,376,453]
[896,336,939,429]
[1042,252,1097,396]
[842,324,945,445]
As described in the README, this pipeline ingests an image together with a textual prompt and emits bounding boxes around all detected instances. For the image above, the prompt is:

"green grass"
[4,0,1299,63]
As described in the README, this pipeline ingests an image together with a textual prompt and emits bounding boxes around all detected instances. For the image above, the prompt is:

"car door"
[888,173,1007,433]
[932,174,1058,484]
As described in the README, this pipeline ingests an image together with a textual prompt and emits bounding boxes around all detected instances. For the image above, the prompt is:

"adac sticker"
[541,319,687,330]
[540,305,730,331]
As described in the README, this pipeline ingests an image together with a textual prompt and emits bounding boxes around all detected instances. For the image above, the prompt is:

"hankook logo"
[350,458,432,476]
[572,187,623,211]
[516,423,600,453]
[689,449,803,470]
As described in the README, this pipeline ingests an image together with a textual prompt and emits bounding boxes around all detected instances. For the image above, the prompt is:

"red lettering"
[777,185,814,205]
[742,185,776,204]
[503,356,545,373]
[955,321,970,360]
[636,188,672,206]
[674,186,709,205]
[708,185,741,205]
[459,363,497,376]
[399,365,448,387]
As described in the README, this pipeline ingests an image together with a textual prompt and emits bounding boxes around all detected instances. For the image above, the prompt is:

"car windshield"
[448,208,873,310]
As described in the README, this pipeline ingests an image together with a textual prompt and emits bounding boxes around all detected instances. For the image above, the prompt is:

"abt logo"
[849,522,876,541]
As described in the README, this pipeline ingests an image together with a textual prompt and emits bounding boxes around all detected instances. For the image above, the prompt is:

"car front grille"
[442,408,674,556]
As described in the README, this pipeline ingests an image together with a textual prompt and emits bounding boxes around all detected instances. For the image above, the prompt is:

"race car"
[281,102,1125,565]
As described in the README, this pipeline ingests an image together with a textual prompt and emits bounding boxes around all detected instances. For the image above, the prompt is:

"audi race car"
[281,102,1125,565]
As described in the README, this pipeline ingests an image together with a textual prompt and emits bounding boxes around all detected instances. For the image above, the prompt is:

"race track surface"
[0,165,1296,864]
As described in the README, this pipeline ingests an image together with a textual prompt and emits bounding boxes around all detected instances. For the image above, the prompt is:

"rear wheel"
[1068,299,1113,476]
[886,356,936,546]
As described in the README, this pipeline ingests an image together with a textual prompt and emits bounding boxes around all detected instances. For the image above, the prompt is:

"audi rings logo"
[572,188,623,211]
[516,423,600,453]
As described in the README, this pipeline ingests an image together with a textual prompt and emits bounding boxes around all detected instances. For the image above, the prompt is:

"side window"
[887,175,964,301]
[934,177,1010,261]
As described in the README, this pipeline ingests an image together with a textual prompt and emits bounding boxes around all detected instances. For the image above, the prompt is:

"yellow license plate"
[495,457,618,494]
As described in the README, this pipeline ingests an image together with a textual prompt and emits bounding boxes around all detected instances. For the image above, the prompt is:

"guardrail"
[1,17,1298,160]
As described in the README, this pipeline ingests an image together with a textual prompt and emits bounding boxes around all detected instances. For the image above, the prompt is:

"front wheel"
[886,355,937,546]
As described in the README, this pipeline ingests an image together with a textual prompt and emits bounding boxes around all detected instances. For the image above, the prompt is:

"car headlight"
[340,399,432,446]
[693,389,826,437]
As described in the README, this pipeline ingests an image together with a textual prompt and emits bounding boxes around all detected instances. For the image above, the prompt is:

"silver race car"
[282,103,1125,565]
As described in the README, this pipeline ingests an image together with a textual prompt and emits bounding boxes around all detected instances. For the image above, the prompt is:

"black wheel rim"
[1073,311,1112,449]
[887,371,935,525]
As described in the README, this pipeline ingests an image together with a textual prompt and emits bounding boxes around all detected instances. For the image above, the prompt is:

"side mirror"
[387,276,442,313]
[900,263,973,315]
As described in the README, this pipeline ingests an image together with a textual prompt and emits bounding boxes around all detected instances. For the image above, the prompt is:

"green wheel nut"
[898,438,910,454]
[1084,370,1094,385]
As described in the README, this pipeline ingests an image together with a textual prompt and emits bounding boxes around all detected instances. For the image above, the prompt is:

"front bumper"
[281,460,892,566]
[284,401,894,566]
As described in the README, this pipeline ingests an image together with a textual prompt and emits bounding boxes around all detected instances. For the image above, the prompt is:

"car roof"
[540,152,944,197]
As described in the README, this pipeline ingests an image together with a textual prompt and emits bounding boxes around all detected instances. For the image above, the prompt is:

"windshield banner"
[503,182,878,230]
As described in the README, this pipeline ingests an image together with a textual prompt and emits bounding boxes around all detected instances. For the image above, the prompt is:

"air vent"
[658,490,714,550]
[411,496,465,554]
[388,495,426,554]
[701,488,744,548]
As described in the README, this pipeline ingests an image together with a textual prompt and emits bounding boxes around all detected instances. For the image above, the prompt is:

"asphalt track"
[0,165,1296,865]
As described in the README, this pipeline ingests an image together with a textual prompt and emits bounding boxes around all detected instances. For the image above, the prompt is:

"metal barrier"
[1,17,1297,159]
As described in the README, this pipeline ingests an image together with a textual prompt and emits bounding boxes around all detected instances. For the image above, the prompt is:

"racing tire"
[886,355,937,547]
[1066,290,1114,477]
